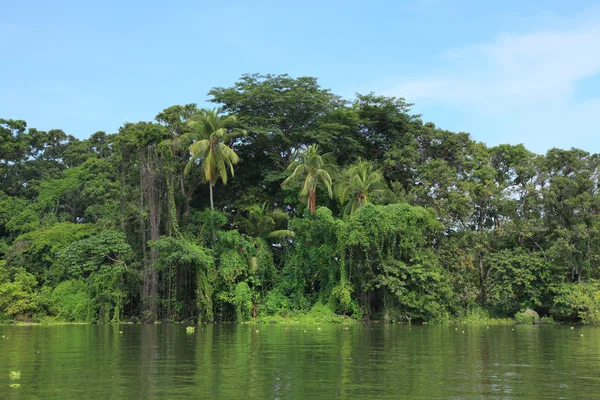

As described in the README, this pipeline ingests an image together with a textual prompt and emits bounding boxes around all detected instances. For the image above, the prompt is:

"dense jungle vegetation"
[2,73,600,324]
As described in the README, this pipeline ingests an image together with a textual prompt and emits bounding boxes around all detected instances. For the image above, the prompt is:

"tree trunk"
[309,186,316,215]
[141,146,160,320]
[209,178,216,243]
[209,181,214,211]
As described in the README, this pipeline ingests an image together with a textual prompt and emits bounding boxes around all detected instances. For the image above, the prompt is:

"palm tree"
[184,108,243,211]
[281,145,336,215]
[239,201,295,239]
[336,158,387,215]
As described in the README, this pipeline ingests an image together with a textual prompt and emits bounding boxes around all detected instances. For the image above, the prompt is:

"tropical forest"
[1,73,599,325]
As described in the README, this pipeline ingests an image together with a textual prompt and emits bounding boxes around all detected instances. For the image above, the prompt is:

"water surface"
[1,323,599,399]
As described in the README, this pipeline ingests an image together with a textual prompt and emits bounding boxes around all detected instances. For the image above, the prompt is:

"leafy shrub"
[484,249,555,312]
[551,280,600,324]
[339,204,454,322]
[232,281,253,322]
[304,302,350,324]
[49,280,94,322]
[514,310,536,324]
[330,281,359,317]
[261,289,291,316]
[0,267,39,317]
[8,222,96,281]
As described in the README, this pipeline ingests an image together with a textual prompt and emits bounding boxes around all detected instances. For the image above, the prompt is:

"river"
[1,323,599,399]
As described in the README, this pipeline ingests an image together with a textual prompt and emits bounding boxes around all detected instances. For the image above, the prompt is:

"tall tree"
[336,158,387,215]
[184,109,242,212]
[114,121,171,321]
[282,145,335,215]
[155,104,199,220]
[208,74,350,210]
[238,201,294,239]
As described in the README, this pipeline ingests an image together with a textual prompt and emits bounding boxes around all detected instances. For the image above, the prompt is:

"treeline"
[1,73,599,324]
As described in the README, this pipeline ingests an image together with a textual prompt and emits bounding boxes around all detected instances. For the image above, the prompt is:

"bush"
[232,281,253,322]
[0,267,39,317]
[330,281,360,317]
[484,249,555,312]
[49,280,94,322]
[261,289,291,316]
[304,302,350,324]
[514,310,536,324]
[551,280,600,325]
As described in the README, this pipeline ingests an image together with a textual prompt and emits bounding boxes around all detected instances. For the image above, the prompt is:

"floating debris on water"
[186,326,196,333]
[10,371,20,380]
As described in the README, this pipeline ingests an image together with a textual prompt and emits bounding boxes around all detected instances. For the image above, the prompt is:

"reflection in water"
[1,324,600,399]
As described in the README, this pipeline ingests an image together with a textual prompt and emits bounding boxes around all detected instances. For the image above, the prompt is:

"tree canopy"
[2,73,600,325]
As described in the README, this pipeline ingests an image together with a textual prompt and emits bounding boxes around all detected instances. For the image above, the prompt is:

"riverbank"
[1,315,547,326]
[0,302,556,326]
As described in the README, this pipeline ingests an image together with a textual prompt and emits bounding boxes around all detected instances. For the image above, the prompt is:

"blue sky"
[2,0,599,154]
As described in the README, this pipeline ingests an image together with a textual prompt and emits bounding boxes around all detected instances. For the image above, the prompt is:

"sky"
[2,0,600,154]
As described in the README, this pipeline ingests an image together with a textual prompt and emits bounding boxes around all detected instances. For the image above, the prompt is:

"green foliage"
[336,158,387,215]
[282,145,336,215]
[149,236,213,321]
[330,281,359,317]
[4,73,600,324]
[232,281,253,322]
[8,223,97,282]
[237,201,294,239]
[514,311,536,324]
[257,301,355,324]
[339,203,453,322]
[183,210,228,244]
[211,229,276,321]
[48,280,94,322]
[184,109,243,183]
[281,207,340,309]
[552,280,600,325]
[0,266,38,317]
[484,249,555,311]
[51,230,133,322]
[260,288,291,316]
[304,302,349,324]
[53,230,130,280]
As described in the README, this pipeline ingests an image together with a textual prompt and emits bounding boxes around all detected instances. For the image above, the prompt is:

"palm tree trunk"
[209,180,216,243]
[309,187,317,215]
[209,181,214,211]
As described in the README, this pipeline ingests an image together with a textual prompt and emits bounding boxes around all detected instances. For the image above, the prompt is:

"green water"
[1,324,599,399]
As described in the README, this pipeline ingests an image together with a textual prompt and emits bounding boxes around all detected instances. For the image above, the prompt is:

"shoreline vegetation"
[0,300,557,326]
[2,73,600,326]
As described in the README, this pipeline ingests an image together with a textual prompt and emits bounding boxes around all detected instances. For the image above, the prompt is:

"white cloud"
[386,16,600,152]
